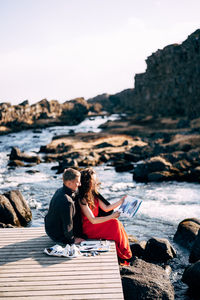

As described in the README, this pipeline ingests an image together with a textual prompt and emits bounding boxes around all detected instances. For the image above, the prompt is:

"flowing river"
[0,115,199,299]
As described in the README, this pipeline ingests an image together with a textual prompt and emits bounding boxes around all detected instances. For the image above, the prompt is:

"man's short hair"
[63,168,80,182]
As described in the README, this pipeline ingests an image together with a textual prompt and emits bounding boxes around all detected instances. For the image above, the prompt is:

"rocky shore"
[7,113,200,184]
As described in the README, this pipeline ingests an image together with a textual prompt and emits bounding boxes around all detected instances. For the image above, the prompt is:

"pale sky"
[0,0,200,105]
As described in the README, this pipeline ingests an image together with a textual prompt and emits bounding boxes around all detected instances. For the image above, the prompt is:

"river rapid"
[0,115,199,299]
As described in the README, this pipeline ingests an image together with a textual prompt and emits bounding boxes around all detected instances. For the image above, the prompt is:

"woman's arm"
[99,195,127,212]
[79,200,120,224]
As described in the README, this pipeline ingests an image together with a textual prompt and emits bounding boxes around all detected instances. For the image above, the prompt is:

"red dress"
[82,197,132,260]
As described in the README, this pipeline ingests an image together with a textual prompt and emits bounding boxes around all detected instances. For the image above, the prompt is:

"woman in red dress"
[78,168,132,261]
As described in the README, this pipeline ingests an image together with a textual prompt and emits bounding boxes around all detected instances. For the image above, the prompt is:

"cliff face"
[89,29,200,118]
[133,29,200,118]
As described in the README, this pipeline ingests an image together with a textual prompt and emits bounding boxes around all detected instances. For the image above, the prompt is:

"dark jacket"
[44,185,76,244]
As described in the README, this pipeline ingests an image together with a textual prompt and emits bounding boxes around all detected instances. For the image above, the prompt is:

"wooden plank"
[0,287,123,296]
[0,227,124,299]
[0,294,123,300]
[0,257,115,264]
[0,282,119,292]
[0,270,118,277]
[0,274,120,283]
[0,278,120,286]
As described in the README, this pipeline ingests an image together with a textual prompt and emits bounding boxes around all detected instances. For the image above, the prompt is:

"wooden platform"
[0,227,124,299]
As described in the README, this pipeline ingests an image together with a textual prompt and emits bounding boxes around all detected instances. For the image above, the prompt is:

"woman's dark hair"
[79,168,99,209]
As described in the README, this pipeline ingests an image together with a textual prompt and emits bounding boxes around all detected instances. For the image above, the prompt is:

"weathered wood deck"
[0,227,124,299]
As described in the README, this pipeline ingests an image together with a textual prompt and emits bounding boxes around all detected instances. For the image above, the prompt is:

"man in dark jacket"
[45,168,84,245]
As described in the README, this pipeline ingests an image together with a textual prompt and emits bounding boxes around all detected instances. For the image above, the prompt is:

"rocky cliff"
[88,29,200,119]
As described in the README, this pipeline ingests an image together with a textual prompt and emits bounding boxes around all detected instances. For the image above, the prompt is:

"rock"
[19,100,29,106]
[8,160,25,167]
[173,159,192,171]
[132,163,149,182]
[120,258,174,300]
[124,152,142,162]
[130,241,146,258]
[174,218,200,250]
[133,156,173,182]
[39,145,48,153]
[122,140,129,146]
[147,171,176,182]
[162,151,187,164]
[25,170,40,174]
[165,134,200,153]
[94,142,114,148]
[99,153,110,162]
[3,190,32,226]
[9,147,41,164]
[78,154,101,167]
[189,229,200,263]
[55,143,73,153]
[187,148,200,164]
[190,166,200,182]
[55,158,79,174]
[0,195,20,226]
[115,162,134,172]
[9,147,21,160]
[182,260,200,293]
[147,156,172,172]
[144,237,176,263]
[60,97,89,125]
[176,119,190,129]
[130,145,146,155]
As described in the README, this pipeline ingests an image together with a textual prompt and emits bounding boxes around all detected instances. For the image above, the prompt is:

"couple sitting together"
[44,167,132,262]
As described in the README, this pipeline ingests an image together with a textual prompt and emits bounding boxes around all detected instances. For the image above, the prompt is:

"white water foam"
[140,200,200,224]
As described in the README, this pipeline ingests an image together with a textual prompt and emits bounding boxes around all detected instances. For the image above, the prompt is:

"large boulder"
[4,190,32,226]
[144,237,176,263]
[0,195,20,226]
[182,260,200,294]
[54,158,79,174]
[0,190,32,227]
[174,218,200,250]
[189,229,200,263]
[133,156,173,182]
[115,161,134,172]
[120,258,174,300]
[130,241,146,258]
[60,98,89,125]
